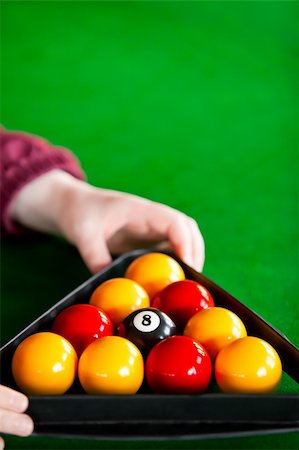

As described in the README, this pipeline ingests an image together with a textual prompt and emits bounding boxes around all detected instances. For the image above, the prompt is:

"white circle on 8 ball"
[133,310,161,333]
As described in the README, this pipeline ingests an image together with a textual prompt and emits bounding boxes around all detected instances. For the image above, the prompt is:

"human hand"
[9,170,205,273]
[0,385,34,449]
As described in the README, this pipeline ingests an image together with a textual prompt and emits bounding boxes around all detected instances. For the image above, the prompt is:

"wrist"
[8,169,82,235]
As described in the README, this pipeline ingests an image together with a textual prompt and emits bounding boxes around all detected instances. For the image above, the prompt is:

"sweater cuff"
[1,132,86,235]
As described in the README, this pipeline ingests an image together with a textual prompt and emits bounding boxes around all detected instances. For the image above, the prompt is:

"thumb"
[76,234,113,274]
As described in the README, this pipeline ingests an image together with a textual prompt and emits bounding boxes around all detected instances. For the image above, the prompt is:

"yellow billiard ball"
[215,336,282,393]
[12,332,77,395]
[125,252,185,299]
[184,307,247,360]
[90,277,150,326]
[78,336,144,394]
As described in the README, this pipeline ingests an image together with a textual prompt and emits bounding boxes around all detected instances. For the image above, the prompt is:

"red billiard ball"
[152,280,214,329]
[119,307,177,353]
[145,335,212,394]
[52,304,113,357]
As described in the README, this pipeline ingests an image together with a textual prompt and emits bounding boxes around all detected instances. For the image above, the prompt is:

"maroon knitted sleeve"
[0,129,86,235]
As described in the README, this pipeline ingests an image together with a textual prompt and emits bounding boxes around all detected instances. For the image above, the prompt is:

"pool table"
[1,1,298,449]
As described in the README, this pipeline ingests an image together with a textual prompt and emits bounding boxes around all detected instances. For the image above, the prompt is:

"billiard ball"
[12,332,77,395]
[184,307,247,361]
[119,307,177,352]
[215,336,282,393]
[152,280,215,329]
[125,252,185,299]
[89,278,150,326]
[78,336,144,394]
[146,335,212,394]
[51,304,113,357]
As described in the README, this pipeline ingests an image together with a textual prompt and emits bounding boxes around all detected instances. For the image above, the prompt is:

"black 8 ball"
[119,308,177,352]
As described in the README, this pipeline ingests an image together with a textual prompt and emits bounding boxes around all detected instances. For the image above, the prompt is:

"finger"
[0,385,28,413]
[76,234,113,274]
[167,217,194,267]
[186,217,205,272]
[0,409,34,437]
[141,204,193,266]
[148,204,204,271]
[0,436,4,450]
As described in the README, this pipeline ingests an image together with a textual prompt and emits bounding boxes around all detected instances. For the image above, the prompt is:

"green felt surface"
[1,1,298,449]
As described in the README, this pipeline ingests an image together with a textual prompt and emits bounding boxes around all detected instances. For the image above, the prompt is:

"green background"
[1,0,298,449]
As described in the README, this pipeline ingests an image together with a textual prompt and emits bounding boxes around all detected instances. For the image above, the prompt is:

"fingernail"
[17,417,33,435]
[184,257,194,269]
[194,262,203,272]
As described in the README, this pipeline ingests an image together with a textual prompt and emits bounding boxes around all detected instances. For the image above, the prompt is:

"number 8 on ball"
[119,308,177,353]
[133,311,161,333]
